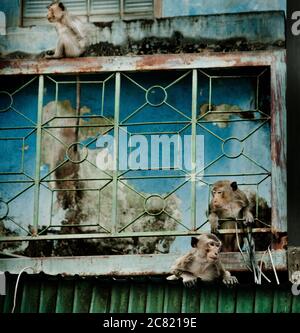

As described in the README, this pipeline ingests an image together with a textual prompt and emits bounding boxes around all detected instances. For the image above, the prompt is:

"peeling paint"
[0,51,285,76]
[24,99,182,256]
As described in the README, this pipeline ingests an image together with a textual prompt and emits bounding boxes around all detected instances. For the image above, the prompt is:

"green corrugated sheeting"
[1,274,300,313]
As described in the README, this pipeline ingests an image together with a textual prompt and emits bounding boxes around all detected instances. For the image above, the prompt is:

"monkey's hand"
[222,272,239,287]
[209,213,219,233]
[243,210,254,225]
[182,273,198,288]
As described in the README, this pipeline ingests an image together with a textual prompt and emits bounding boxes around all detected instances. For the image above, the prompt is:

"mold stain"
[30,99,182,256]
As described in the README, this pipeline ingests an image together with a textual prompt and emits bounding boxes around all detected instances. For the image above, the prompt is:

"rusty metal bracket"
[288,246,300,283]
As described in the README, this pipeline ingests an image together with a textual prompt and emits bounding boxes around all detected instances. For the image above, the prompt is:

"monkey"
[208,181,254,252]
[272,232,288,250]
[46,1,89,58]
[166,234,238,287]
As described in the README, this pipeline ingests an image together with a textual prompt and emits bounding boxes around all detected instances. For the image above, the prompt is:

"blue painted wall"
[0,0,287,55]
[163,0,286,17]
[0,0,20,27]
[0,12,286,55]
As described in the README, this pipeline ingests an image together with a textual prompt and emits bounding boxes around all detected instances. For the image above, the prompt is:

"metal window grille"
[0,52,286,275]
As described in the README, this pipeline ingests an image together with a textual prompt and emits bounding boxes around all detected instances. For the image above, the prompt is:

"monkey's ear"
[58,2,65,11]
[191,237,198,248]
[230,181,238,191]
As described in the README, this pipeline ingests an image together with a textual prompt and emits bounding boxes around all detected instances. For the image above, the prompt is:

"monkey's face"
[192,234,222,262]
[211,187,227,208]
[47,3,65,22]
[205,240,221,262]
[211,181,238,209]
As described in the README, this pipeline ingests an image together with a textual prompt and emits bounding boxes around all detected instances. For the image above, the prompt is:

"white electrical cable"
[257,249,271,284]
[268,246,280,285]
[244,235,258,283]
[11,266,35,313]
[235,222,252,272]
[235,222,269,284]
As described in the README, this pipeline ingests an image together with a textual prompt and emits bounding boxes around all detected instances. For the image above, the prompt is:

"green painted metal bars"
[190,69,198,231]
[112,72,121,234]
[32,75,44,235]
[0,67,276,241]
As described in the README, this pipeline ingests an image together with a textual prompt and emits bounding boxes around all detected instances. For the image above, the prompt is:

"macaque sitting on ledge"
[46,1,91,58]
[208,181,255,252]
[167,234,238,287]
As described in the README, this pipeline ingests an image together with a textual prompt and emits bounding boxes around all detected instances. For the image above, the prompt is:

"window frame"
[0,51,286,276]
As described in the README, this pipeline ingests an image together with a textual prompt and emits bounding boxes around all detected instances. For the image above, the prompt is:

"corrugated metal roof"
[1,274,300,313]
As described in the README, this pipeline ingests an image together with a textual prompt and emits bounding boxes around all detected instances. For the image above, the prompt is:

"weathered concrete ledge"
[0,11,285,57]
[0,250,287,276]
[0,50,286,75]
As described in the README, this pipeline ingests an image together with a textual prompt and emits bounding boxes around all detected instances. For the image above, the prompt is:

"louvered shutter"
[91,0,120,14]
[23,0,87,25]
[23,0,154,25]
[62,0,87,15]
[124,0,153,14]
[23,0,50,18]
